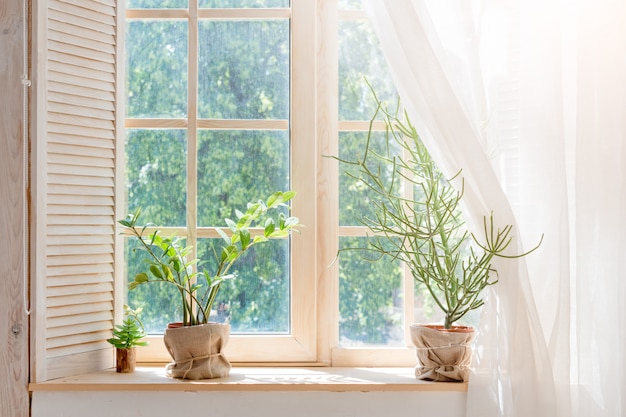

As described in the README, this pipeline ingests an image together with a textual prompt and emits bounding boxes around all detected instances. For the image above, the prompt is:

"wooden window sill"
[29,367,468,393]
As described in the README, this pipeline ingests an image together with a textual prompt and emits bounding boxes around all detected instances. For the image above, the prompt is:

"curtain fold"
[365,0,626,416]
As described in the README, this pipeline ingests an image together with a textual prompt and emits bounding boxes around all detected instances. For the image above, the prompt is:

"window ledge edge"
[29,366,468,393]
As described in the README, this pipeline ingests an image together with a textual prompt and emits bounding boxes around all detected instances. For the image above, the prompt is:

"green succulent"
[107,306,148,349]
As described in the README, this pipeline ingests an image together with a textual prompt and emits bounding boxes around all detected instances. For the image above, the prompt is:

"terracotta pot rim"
[411,323,475,333]
[167,322,229,329]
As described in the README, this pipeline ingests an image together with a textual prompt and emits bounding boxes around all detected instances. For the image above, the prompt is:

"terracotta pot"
[115,347,136,373]
[410,324,476,382]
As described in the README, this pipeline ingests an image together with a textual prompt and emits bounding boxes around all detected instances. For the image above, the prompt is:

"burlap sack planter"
[410,324,476,382]
[163,322,231,380]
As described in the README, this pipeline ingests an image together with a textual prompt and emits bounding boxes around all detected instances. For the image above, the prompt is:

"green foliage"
[107,306,148,349]
[338,236,402,345]
[126,21,188,118]
[198,20,289,120]
[119,191,300,327]
[334,89,542,330]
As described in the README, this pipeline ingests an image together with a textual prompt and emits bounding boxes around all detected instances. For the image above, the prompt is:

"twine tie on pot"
[175,352,226,380]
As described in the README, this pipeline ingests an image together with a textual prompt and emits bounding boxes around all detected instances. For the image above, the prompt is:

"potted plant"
[119,191,300,379]
[333,92,541,382]
[107,305,148,373]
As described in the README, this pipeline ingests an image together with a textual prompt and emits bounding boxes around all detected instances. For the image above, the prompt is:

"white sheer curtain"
[364,1,626,416]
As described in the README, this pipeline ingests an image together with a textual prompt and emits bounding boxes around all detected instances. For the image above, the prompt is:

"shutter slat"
[47,320,113,339]
[47,330,113,349]
[47,343,111,360]
[49,175,114,189]
[48,132,114,149]
[47,225,115,236]
[47,292,113,308]
[49,8,114,36]
[47,302,113,319]
[47,254,113,267]
[49,29,115,57]
[48,91,115,112]
[49,61,115,85]
[49,69,114,92]
[48,165,114,178]
[49,143,115,158]
[49,80,115,101]
[53,0,116,18]
[49,0,115,26]
[48,153,115,168]
[48,273,113,286]
[48,122,115,140]
[49,102,114,122]
[47,263,114,278]
[49,18,115,45]
[48,40,115,65]
[46,194,114,208]
[47,204,114,216]
[47,311,114,329]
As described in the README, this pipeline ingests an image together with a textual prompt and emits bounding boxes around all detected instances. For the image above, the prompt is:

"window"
[120,0,441,366]
[121,0,316,363]
[31,0,446,383]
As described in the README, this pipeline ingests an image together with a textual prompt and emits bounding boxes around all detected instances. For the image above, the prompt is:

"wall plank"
[0,0,30,415]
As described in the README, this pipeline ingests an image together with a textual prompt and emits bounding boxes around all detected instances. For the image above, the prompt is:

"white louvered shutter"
[32,0,119,382]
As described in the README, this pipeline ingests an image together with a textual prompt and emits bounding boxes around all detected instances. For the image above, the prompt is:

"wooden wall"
[0,0,30,415]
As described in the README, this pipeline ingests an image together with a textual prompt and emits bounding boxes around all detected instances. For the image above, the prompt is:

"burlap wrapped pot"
[164,322,231,380]
[410,324,475,382]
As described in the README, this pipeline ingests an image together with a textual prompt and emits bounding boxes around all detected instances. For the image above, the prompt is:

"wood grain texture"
[0,0,30,415]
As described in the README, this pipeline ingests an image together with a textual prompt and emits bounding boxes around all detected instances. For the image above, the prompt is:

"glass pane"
[125,129,187,226]
[200,0,289,7]
[126,20,188,118]
[127,0,187,8]
[338,131,402,226]
[125,237,185,333]
[198,20,289,119]
[197,238,290,333]
[339,237,403,346]
[196,130,289,227]
[413,280,445,326]
[339,19,397,120]
[339,0,362,10]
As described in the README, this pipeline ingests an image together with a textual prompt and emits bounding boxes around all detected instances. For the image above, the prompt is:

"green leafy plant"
[119,191,300,327]
[332,91,542,329]
[107,305,148,349]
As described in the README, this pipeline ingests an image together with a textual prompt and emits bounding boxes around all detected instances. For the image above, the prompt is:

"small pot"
[115,347,136,373]
[410,324,475,382]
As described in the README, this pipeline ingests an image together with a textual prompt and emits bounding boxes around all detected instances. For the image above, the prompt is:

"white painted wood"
[315,0,340,366]
[29,366,466,391]
[29,365,468,416]
[32,391,466,417]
